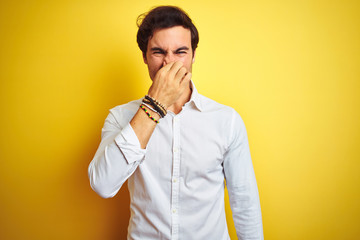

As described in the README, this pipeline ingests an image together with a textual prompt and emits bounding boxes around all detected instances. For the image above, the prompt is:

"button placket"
[171,115,181,240]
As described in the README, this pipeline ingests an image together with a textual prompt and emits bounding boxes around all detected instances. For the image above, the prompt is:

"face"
[144,26,195,80]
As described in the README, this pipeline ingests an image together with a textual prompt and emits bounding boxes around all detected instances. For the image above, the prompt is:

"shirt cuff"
[114,123,146,164]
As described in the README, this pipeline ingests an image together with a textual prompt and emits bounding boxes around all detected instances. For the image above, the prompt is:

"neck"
[168,83,192,114]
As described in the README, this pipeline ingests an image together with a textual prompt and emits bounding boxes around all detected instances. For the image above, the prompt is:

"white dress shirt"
[88,82,263,240]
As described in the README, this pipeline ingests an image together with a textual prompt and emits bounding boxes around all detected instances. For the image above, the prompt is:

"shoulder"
[198,94,241,121]
[107,98,142,127]
[198,94,247,143]
[110,98,142,115]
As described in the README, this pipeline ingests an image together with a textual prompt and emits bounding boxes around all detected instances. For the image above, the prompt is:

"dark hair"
[136,6,199,57]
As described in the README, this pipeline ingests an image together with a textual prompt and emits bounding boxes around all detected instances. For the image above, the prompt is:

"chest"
[143,111,229,182]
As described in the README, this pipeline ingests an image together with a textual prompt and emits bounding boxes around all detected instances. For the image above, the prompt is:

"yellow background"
[1,0,359,239]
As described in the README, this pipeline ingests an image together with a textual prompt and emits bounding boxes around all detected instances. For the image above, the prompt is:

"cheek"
[148,56,163,67]
[183,57,193,71]
[147,58,164,79]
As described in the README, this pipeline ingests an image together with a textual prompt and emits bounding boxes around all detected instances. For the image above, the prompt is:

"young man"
[88,6,263,240]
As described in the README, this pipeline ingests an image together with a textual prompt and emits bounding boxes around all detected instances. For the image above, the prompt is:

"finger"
[174,67,188,83]
[160,61,176,72]
[169,61,183,71]
[154,61,176,81]
[167,61,184,80]
[180,72,192,86]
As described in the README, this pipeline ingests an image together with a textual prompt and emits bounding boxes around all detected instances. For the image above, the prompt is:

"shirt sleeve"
[88,110,146,198]
[223,110,264,240]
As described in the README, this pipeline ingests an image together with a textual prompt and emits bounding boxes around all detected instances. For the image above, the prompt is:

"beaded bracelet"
[145,95,167,111]
[144,96,167,117]
[142,98,163,116]
[140,104,159,124]
[145,95,167,113]
[142,102,162,118]
[143,97,166,118]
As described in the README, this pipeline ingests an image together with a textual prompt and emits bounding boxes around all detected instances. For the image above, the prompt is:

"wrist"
[143,95,167,118]
[140,104,160,124]
[142,102,162,118]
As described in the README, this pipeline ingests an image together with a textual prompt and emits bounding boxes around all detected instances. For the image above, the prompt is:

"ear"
[143,52,148,64]
[192,50,196,63]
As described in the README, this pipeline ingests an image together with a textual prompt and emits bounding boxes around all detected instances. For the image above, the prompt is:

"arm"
[88,61,191,198]
[131,61,191,148]
[88,111,146,198]
[224,110,264,239]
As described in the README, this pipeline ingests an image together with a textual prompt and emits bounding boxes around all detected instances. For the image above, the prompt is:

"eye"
[176,51,187,54]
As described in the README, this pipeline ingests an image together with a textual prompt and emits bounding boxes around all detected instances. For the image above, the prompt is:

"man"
[88,6,263,240]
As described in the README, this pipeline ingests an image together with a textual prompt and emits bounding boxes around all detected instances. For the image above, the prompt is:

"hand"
[147,61,192,108]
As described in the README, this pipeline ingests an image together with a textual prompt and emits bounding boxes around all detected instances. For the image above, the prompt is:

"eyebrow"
[150,46,190,53]
[150,47,165,53]
[175,46,189,52]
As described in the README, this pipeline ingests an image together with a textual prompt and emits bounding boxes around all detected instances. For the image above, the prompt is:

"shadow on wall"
[72,51,143,239]
[73,132,131,240]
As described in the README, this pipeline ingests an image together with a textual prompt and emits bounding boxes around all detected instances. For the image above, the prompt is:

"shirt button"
[173,178,177,183]
[173,148,178,153]
[172,209,177,213]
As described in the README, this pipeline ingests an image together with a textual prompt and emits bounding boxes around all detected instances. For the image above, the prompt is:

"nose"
[164,52,176,65]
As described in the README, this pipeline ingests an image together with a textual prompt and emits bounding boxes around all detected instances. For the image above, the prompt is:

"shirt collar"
[186,80,203,112]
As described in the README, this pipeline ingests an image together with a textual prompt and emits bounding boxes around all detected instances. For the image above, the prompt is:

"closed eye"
[150,47,165,55]
[175,46,189,55]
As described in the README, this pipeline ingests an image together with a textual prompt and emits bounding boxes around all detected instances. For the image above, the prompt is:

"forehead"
[148,26,191,48]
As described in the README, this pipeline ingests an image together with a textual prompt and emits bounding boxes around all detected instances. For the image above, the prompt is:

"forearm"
[88,121,146,198]
[89,104,161,198]
[130,105,160,149]
[228,182,263,240]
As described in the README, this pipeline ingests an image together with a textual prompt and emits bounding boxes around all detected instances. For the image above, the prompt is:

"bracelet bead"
[145,95,167,113]
[140,104,159,124]
[142,102,163,118]
[143,96,167,118]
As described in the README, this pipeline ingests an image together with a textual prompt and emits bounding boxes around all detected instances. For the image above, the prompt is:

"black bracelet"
[145,95,167,115]
[146,95,167,111]
[143,97,166,118]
